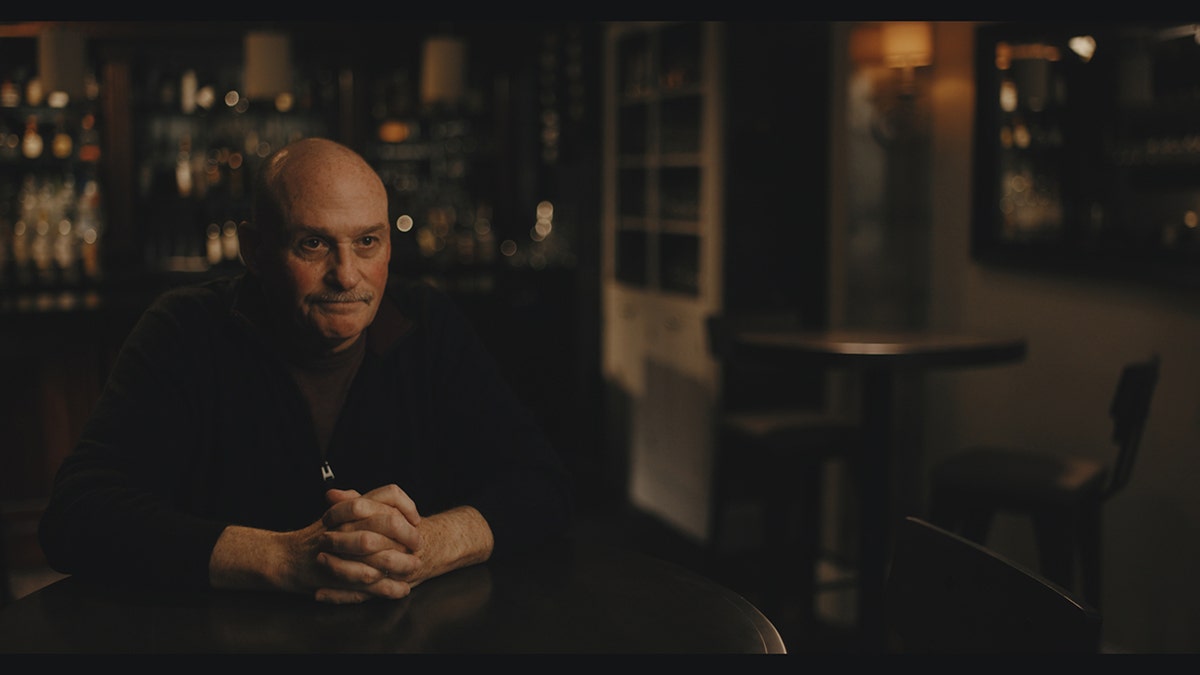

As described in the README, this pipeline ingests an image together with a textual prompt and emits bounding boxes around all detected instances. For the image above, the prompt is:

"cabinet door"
[601,282,647,395]
[630,351,714,540]
[603,21,723,541]
[629,293,716,541]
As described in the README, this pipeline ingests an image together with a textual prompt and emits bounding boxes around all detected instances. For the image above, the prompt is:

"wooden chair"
[886,516,1102,654]
[705,311,860,627]
[927,353,1160,611]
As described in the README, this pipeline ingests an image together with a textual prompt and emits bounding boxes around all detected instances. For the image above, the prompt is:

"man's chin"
[314,317,371,344]
[298,305,376,346]
[308,328,364,353]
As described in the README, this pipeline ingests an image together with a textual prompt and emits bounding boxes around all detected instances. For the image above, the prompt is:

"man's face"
[263,167,391,354]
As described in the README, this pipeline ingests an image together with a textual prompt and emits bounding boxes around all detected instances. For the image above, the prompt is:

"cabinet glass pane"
[616,229,648,287]
[659,166,700,222]
[619,167,648,218]
[618,32,653,97]
[659,232,698,294]
[993,53,1068,243]
[660,95,701,155]
[659,23,701,91]
[619,103,648,156]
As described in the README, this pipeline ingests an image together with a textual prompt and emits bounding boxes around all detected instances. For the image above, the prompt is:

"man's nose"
[326,247,361,288]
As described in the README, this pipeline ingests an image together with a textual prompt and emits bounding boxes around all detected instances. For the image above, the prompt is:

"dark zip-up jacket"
[38,273,574,591]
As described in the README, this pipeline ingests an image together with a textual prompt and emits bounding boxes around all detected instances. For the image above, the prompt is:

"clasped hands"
[214,482,489,603]
[307,484,425,604]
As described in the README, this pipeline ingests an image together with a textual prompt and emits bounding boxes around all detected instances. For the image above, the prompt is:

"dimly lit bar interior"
[1,19,1199,654]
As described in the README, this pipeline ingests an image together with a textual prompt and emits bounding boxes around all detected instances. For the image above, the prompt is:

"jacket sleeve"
[37,290,228,591]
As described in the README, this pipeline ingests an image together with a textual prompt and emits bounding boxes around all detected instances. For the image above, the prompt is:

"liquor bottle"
[0,118,18,161]
[51,114,74,160]
[21,116,43,160]
[175,135,193,198]
[10,175,37,287]
[51,174,79,285]
[76,174,103,282]
[205,222,223,267]
[84,71,101,103]
[0,76,19,107]
[181,69,198,114]
[77,111,101,163]
[24,76,43,107]
[30,179,55,285]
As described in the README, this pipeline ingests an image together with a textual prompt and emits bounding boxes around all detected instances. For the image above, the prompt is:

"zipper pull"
[320,461,335,482]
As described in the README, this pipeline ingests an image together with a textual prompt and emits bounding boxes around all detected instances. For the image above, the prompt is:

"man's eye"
[360,236,378,246]
[300,238,325,250]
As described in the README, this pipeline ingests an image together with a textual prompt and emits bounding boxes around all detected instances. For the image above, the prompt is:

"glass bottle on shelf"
[10,174,36,287]
[76,172,103,282]
[29,178,55,285]
[24,76,43,108]
[51,173,79,285]
[50,114,74,160]
[77,111,101,163]
[0,117,18,161]
[21,116,43,160]
[0,75,20,108]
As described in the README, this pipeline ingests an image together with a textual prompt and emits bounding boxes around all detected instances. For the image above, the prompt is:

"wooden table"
[730,328,1028,653]
[0,536,785,654]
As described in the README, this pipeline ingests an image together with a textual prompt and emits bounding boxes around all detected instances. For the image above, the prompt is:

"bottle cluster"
[0,69,105,290]
[0,171,104,289]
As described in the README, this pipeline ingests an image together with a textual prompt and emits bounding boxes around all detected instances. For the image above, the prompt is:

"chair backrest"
[705,311,825,411]
[886,516,1102,654]
[1105,353,1160,499]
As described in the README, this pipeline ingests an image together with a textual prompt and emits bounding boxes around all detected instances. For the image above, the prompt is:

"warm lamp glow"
[244,31,292,101]
[421,36,467,107]
[882,22,933,70]
[38,26,87,101]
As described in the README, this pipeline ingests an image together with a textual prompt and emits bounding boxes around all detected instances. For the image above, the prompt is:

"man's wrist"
[415,506,494,583]
[210,524,296,593]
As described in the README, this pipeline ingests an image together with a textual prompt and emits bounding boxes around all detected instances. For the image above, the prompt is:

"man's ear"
[237,221,260,274]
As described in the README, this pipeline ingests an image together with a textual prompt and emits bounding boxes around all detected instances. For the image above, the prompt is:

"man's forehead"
[281,219,390,237]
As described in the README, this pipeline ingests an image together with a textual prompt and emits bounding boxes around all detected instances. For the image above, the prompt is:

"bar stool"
[927,353,1160,610]
[705,312,861,627]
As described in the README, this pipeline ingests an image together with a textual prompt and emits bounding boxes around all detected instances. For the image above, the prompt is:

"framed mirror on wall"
[972,21,1200,289]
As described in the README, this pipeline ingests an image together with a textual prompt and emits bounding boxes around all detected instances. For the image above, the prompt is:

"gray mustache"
[313,294,372,303]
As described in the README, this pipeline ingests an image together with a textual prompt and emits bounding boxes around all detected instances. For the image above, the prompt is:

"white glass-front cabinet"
[602,21,724,540]
[602,21,834,544]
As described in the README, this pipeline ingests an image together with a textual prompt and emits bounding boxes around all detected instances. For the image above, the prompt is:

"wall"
[839,21,1200,653]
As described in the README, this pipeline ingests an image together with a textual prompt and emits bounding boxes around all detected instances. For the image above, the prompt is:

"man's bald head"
[252,138,387,241]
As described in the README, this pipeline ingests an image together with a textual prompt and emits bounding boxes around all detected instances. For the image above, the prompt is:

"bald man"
[39,138,573,604]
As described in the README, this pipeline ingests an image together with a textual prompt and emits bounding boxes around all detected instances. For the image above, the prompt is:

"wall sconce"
[421,35,467,110]
[858,21,934,145]
[38,25,87,104]
[881,21,933,93]
[243,30,292,104]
